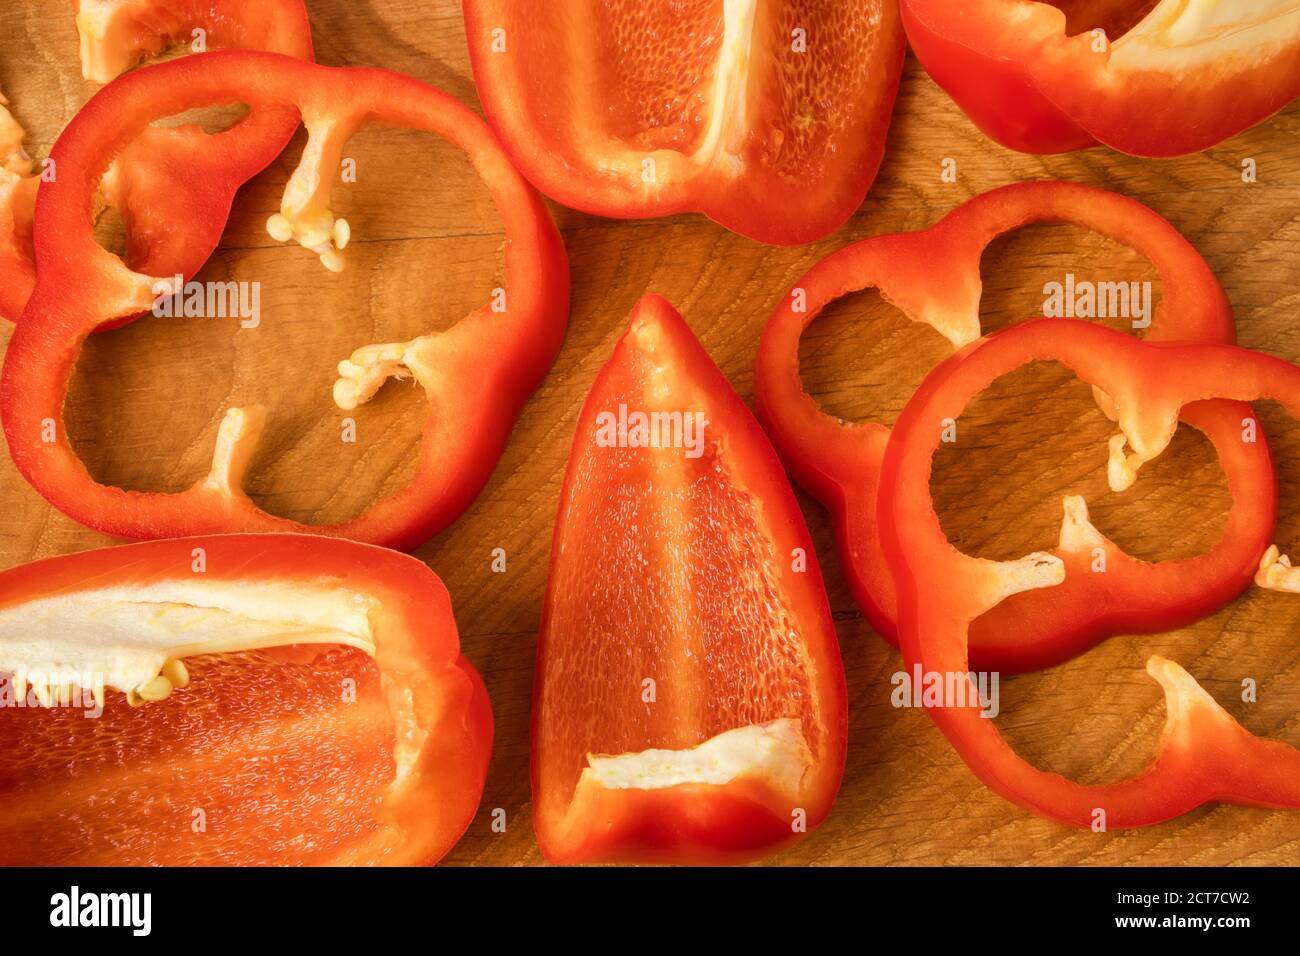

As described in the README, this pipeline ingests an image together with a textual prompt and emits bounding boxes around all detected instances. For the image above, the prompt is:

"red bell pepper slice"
[879,317,1300,827]
[532,294,847,864]
[0,0,314,323]
[461,0,906,245]
[0,533,492,865]
[1,50,570,551]
[901,0,1300,156]
[756,181,1277,673]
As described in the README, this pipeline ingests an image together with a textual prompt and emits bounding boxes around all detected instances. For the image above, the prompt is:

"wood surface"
[1,1,1298,866]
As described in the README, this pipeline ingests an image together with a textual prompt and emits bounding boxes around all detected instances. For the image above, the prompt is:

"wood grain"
[1,0,1299,866]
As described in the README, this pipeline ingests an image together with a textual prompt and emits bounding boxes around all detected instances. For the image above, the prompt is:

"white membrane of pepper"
[688,0,757,173]
[73,0,153,83]
[946,496,1113,620]
[0,579,376,707]
[266,113,353,273]
[1097,395,1300,597]
[1106,400,1181,492]
[583,718,810,804]
[1110,0,1300,72]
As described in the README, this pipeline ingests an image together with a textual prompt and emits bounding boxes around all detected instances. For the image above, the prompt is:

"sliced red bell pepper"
[532,294,847,864]
[0,533,492,865]
[0,0,313,323]
[461,0,906,245]
[1,50,570,551]
[755,181,1277,673]
[901,0,1300,156]
[879,317,1300,827]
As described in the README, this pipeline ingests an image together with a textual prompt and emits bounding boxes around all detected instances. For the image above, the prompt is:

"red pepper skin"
[532,294,847,864]
[901,0,1300,156]
[1,51,570,551]
[0,0,313,324]
[461,0,906,245]
[756,181,1276,674]
[879,318,1300,827]
[0,533,492,865]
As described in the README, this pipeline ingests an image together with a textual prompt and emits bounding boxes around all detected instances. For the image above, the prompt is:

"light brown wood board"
[1,1,1298,866]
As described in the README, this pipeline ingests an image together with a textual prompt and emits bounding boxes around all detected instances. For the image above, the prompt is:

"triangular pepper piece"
[532,294,847,864]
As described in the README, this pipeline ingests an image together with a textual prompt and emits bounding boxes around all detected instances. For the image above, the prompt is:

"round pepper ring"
[879,317,1300,828]
[755,180,1277,673]
[0,51,570,551]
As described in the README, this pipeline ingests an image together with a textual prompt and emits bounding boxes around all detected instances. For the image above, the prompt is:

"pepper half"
[0,533,492,865]
[462,0,906,245]
[901,0,1300,156]
[532,294,847,864]
[0,0,313,323]
[1,51,570,551]
[879,318,1300,828]
[755,180,1276,673]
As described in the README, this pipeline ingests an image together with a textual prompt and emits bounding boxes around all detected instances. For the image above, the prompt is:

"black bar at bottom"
[0,865,1289,942]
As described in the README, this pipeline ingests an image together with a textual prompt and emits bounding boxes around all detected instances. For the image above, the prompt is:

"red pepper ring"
[1,51,570,551]
[879,318,1300,828]
[0,0,314,324]
[755,180,1276,674]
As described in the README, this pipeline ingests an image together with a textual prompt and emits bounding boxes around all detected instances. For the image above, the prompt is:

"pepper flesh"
[532,294,847,864]
[462,0,906,245]
[901,0,1300,156]
[1,51,570,551]
[879,318,1300,827]
[0,533,492,865]
[755,181,1276,673]
[0,0,313,324]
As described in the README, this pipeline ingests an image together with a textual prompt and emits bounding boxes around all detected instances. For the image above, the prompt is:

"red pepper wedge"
[879,318,1300,827]
[756,181,1276,673]
[1,51,570,551]
[0,533,492,865]
[0,0,314,323]
[532,294,847,864]
[461,0,906,245]
[901,0,1300,156]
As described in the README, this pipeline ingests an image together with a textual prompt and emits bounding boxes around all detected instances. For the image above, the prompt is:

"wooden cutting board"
[2,1,1298,866]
